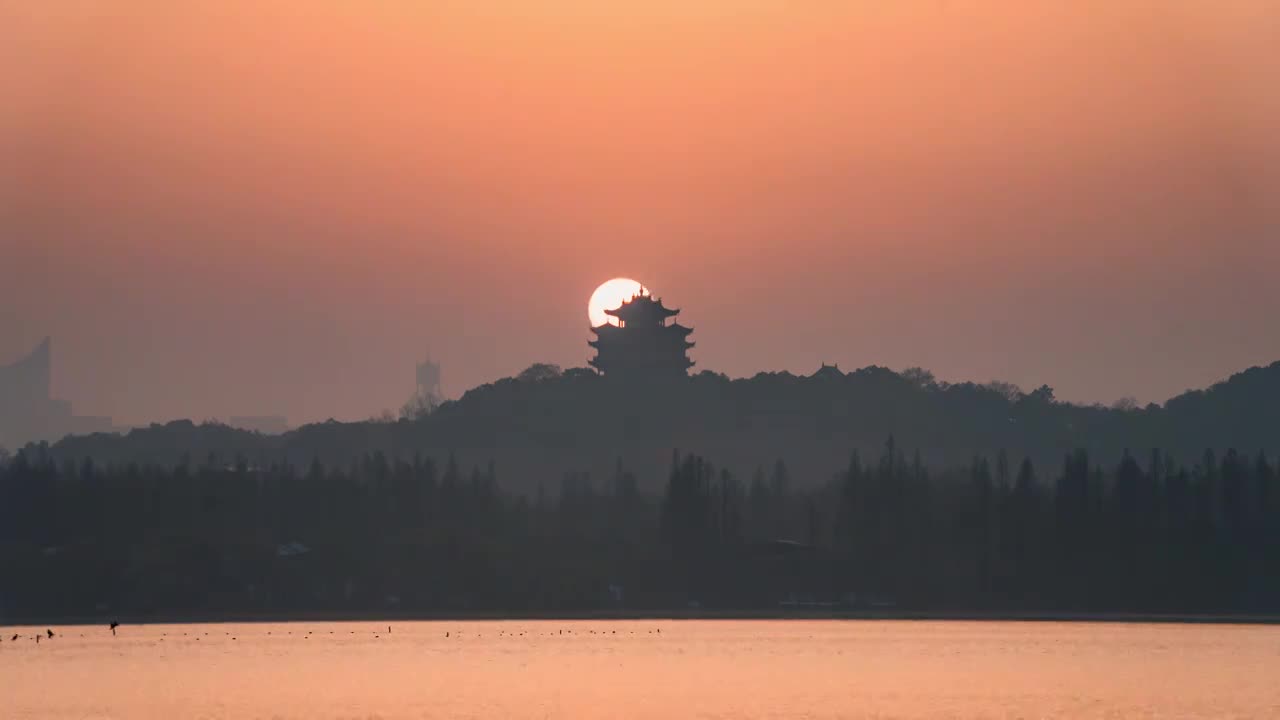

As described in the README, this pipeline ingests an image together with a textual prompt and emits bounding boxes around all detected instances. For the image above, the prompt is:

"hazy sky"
[3,1,1279,425]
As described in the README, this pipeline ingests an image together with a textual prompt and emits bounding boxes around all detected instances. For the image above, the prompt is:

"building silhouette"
[589,292,694,378]
[0,338,114,448]
[416,359,443,401]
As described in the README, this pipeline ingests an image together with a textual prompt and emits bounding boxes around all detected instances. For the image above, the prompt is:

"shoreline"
[7,609,1280,627]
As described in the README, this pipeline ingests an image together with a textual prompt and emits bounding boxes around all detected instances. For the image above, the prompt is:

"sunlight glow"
[588,278,646,328]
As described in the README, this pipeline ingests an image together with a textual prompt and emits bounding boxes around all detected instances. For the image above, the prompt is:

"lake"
[4,619,1279,719]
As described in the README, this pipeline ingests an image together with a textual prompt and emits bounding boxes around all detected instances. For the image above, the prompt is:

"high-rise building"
[417,359,443,401]
[0,338,114,448]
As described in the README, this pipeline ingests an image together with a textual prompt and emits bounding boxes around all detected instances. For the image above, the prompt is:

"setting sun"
[588,278,646,328]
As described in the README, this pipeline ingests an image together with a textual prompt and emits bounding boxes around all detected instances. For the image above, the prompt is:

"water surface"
[5,619,1279,719]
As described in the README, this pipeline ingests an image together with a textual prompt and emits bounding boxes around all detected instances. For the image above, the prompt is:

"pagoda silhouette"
[589,291,694,378]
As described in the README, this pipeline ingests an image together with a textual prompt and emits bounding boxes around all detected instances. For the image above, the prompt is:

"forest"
[2,435,1277,619]
[26,359,1280,503]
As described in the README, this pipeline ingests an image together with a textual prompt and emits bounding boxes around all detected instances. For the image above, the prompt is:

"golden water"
[4,620,1279,719]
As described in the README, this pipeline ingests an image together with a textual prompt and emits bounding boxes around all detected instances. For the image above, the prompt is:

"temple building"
[589,292,694,378]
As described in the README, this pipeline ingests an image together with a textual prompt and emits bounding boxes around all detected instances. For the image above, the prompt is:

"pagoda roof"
[591,321,692,334]
[590,334,695,349]
[604,294,679,319]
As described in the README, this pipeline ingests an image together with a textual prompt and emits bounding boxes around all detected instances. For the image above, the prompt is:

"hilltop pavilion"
[589,293,694,378]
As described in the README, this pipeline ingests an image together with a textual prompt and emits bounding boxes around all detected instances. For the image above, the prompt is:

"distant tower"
[416,359,442,400]
[589,294,694,378]
[0,337,51,407]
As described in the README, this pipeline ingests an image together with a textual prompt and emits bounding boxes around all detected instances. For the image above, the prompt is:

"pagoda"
[589,292,694,378]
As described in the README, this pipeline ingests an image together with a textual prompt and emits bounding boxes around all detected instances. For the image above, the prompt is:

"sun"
[588,278,647,327]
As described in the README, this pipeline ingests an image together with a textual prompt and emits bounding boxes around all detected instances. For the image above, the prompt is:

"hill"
[36,361,1280,493]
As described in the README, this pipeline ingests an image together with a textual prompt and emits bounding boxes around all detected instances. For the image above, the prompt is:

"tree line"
[37,360,1280,500]
[2,437,1277,619]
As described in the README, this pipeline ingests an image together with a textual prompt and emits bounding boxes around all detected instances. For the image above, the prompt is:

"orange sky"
[2,1,1279,425]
